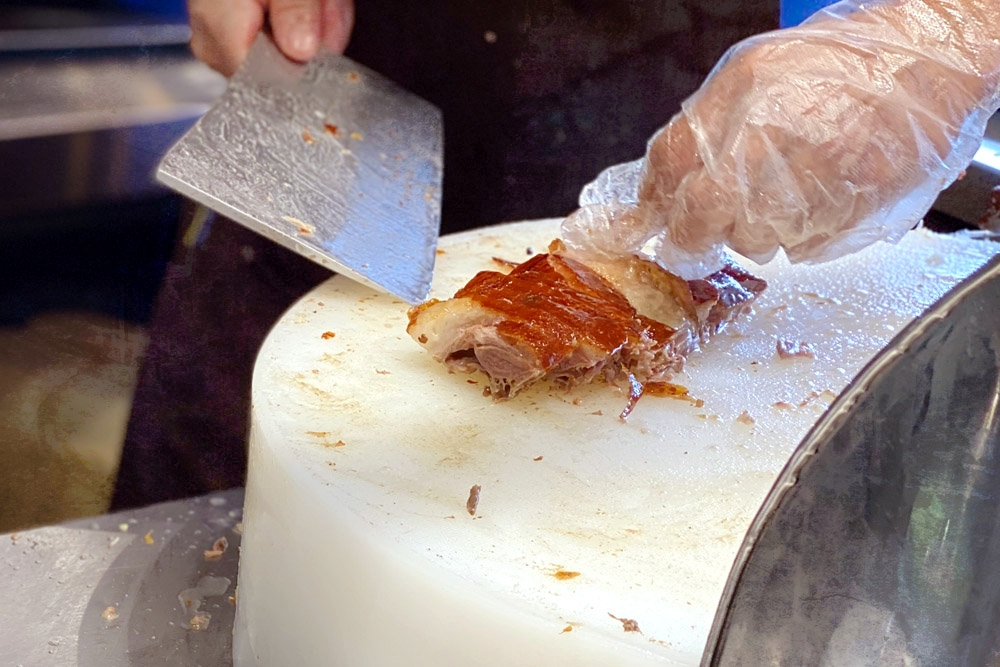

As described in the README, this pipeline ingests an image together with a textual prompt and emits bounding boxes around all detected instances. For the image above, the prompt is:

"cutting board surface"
[237,220,999,666]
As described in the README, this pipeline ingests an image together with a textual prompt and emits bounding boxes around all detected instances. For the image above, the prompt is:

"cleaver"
[157,35,443,304]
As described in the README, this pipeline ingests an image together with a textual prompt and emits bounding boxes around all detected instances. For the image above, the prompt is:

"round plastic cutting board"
[234,219,999,666]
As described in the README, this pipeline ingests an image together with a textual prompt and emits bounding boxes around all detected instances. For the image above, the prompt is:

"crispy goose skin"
[406,240,765,406]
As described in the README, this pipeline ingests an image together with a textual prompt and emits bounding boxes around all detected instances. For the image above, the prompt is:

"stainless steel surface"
[1,489,242,667]
[0,53,224,141]
[157,35,444,305]
[0,52,225,218]
[0,7,188,53]
[704,254,1000,666]
[0,24,191,53]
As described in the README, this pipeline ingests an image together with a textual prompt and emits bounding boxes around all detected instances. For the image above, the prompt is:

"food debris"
[490,256,518,270]
[776,339,815,359]
[800,389,839,406]
[375,369,390,375]
[302,129,315,144]
[233,522,244,535]
[773,401,794,411]
[552,570,580,581]
[346,71,360,82]
[484,30,498,43]
[644,381,688,398]
[466,484,482,516]
[979,184,1000,230]
[323,123,339,136]
[608,612,642,633]
[281,216,316,235]
[228,595,237,606]
[736,410,755,425]
[188,612,211,631]
[561,625,573,634]
[533,456,543,462]
[204,536,229,561]
[619,372,645,421]
[144,530,155,545]
[118,523,129,532]
[590,410,603,416]
[801,292,841,306]
[436,249,446,255]
[350,131,364,141]
[101,606,119,623]
[321,331,336,340]
[9,533,18,544]
[643,381,704,408]
[319,439,347,449]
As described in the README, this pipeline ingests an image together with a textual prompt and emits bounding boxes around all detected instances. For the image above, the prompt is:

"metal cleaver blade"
[157,35,443,304]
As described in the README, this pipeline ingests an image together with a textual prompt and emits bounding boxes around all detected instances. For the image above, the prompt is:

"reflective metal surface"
[158,35,444,305]
[0,489,242,667]
[705,253,1000,666]
[0,52,225,218]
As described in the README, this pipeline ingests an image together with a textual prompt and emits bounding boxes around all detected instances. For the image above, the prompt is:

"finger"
[271,0,323,62]
[639,114,701,209]
[664,166,742,256]
[188,0,265,76]
[320,0,355,54]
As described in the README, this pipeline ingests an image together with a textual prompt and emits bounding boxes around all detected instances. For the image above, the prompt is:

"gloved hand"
[563,0,1000,278]
[188,0,355,76]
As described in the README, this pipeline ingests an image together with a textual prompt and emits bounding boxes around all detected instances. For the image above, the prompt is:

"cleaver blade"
[157,34,443,304]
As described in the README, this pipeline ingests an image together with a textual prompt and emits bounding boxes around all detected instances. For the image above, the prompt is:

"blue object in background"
[0,0,188,20]
[119,0,187,19]
[780,0,838,27]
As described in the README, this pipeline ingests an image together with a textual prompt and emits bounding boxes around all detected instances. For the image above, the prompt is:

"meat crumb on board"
[776,338,815,359]
[188,613,211,631]
[204,537,229,561]
[466,484,482,516]
[608,612,642,633]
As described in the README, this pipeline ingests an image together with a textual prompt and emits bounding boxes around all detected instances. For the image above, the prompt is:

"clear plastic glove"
[188,0,354,76]
[563,0,1000,278]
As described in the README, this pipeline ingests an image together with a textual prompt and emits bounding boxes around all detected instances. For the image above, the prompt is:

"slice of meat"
[406,240,766,413]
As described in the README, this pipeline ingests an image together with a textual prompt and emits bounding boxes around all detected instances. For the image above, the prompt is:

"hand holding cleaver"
[157,34,443,304]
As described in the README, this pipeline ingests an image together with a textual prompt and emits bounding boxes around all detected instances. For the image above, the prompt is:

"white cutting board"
[234,219,999,666]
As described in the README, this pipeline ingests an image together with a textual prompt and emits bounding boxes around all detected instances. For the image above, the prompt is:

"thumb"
[270,0,322,62]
